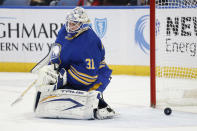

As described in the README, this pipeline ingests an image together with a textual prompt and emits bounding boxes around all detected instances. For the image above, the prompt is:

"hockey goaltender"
[32,7,117,120]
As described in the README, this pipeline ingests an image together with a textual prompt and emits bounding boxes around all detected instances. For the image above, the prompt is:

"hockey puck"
[164,107,172,115]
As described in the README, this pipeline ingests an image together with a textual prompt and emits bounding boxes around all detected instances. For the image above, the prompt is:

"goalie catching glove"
[36,64,67,92]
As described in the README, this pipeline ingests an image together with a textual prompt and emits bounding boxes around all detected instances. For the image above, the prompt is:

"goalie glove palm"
[37,64,58,86]
[54,68,67,90]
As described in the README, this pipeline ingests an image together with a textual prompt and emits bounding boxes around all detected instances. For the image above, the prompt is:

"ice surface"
[1,72,197,131]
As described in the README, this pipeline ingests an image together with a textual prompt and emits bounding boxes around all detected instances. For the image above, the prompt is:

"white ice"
[1,72,197,131]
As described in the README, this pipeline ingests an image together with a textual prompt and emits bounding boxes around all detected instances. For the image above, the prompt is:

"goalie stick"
[11,80,37,106]
[11,44,54,106]
[31,45,52,73]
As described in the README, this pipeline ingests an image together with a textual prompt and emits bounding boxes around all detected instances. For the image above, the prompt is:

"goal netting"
[156,0,197,8]
[150,0,197,112]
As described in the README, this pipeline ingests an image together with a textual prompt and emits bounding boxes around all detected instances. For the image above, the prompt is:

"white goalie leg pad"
[36,85,55,93]
[35,89,100,120]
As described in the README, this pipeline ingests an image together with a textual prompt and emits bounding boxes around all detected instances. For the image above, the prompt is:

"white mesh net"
[156,0,197,8]
[155,0,197,110]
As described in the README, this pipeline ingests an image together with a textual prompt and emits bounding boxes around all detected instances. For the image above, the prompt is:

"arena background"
[0,6,150,75]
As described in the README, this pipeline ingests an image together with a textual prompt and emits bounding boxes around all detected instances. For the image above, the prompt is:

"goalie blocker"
[34,87,116,120]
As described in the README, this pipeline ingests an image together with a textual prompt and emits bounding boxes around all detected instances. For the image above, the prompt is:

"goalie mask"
[65,7,90,34]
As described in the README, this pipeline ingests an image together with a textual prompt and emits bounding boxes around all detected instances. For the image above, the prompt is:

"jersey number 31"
[86,58,95,69]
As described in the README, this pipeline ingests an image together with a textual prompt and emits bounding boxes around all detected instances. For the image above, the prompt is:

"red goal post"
[150,0,197,111]
[150,0,156,108]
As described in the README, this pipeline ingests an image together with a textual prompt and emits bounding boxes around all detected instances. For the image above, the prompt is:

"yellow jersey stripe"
[88,82,102,91]
[101,43,104,49]
[99,65,105,69]
[68,69,91,85]
[70,66,98,79]
[100,61,105,64]
[70,68,97,83]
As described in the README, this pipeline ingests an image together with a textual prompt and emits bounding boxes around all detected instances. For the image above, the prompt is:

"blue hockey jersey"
[49,26,112,92]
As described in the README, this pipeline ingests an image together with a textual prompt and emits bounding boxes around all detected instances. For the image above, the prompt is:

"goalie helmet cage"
[150,0,197,110]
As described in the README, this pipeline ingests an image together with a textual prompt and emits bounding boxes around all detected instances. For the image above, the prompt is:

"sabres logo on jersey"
[50,44,61,61]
